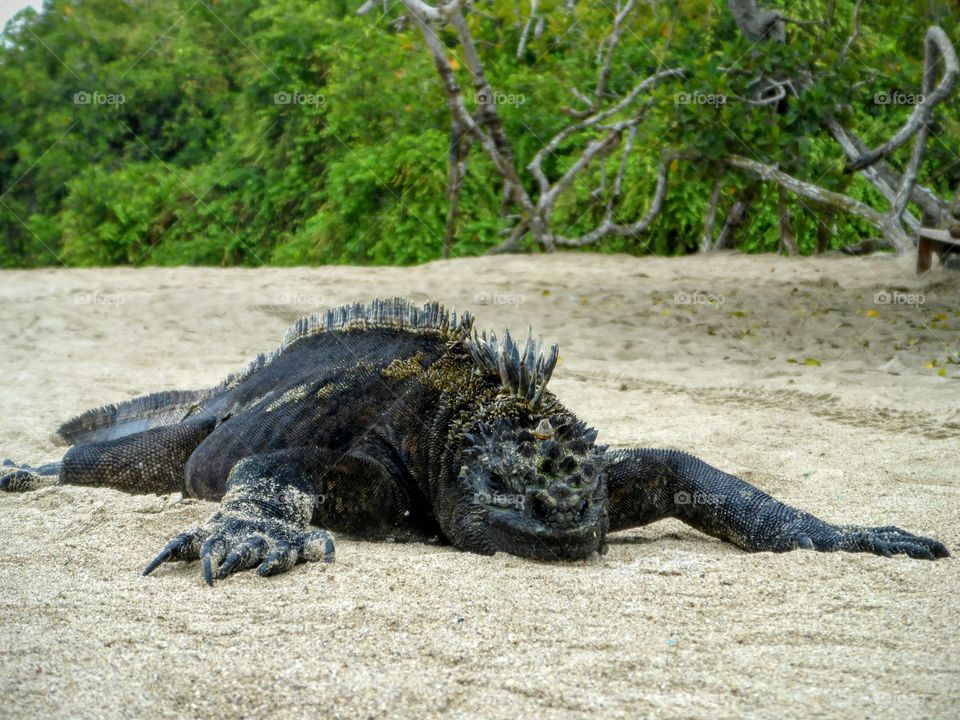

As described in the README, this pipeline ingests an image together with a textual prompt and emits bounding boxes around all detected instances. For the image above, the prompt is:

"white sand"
[0,252,958,719]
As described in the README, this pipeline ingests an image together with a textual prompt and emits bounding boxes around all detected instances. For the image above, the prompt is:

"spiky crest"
[464,328,559,408]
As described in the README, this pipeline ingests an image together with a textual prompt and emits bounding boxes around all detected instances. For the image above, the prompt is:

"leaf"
[804,358,821,367]
[865,309,880,317]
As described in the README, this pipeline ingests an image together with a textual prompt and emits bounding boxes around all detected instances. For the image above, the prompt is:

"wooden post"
[916,228,956,273]
[917,233,933,273]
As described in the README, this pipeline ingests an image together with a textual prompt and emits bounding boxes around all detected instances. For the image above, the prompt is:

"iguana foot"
[143,511,335,585]
[0,460,59,492]
[772,521,949,560]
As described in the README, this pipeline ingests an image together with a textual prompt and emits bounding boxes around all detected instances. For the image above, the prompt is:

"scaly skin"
[1,299,950,585]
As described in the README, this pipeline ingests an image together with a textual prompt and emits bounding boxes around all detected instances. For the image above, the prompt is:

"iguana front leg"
[143,449,335,585]
[605,448,950,560]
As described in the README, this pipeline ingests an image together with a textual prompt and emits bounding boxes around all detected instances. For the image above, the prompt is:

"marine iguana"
[1,298,949,584]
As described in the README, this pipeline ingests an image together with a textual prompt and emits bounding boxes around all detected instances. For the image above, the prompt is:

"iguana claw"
[143,514,335,585]
[773,522,949,559]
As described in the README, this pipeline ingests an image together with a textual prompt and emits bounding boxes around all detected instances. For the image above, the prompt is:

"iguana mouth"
[485,503,606,560]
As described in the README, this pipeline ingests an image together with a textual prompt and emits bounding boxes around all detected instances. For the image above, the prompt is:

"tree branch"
[528,67,683,195]
[565,0,639,119]
[517,0,539,59]
[725,154,912,251]
[837,0,862,63]
[845,26,958,172]
[714,184,757,250]
[443,121,471,258]
[554,152,674,247]
[727,0,784,42]
[699,174,722,252]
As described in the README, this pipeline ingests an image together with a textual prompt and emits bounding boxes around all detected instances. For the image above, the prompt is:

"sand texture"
[1,252,958,719]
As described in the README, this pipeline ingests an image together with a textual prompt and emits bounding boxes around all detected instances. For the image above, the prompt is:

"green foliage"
[0,0,956,266]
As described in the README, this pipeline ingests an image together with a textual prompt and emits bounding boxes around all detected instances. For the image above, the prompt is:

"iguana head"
[453,415,609,559]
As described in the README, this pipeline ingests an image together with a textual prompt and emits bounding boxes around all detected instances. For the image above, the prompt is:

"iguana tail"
[55,389,214,446]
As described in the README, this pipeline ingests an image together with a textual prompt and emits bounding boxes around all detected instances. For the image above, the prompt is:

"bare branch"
[734,78,789,106]
[612,125,638,200]
[699,175,722,252]
[445,7,536,213]
[488,218,530,254]
[395,0,550,253]
[826,117,948,227]
[727,0,784,42]
[569,87,592,107]
[443,121,471,258]
[887,26,958,225]
[565,0,639,119]
[777,185,799,255]
[528,68,683,194]
[845,26,958,172]
[837,0,862,63]
[517,0,539,59]
[726,154,912,251]
[554,153,674,247]
[815,205,836,254]
[714,184,757,250]
[360,0,459,20]
[539,133,623,216]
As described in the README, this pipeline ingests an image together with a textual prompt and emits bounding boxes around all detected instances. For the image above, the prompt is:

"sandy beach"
[1,251,958,719]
